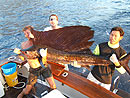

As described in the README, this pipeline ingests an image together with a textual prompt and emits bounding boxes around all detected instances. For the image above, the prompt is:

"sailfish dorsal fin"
[31,25,94,53]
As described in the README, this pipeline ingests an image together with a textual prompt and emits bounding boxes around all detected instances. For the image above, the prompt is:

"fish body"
[47,48,130,75]
[29,25,130,75]
[47,47,110,66]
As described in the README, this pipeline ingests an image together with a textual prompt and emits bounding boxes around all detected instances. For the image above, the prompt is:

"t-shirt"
[91,41,126,84]
[44,26,61,31]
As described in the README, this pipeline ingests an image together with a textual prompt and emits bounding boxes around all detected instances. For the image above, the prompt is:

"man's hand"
[71,61,81,68]
[29,32,34,38]
[39,48,47,57]
[40,48,47,65]
[110,54,126,74]
[13,48,21,54]
[110,54,120,66]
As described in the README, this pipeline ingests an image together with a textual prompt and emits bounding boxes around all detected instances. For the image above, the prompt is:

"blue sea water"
[0,0,130,93]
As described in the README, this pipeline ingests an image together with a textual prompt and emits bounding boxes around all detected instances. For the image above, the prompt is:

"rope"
[13,82,25,89]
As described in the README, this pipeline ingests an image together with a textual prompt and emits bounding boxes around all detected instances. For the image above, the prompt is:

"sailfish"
[29,25,130,75]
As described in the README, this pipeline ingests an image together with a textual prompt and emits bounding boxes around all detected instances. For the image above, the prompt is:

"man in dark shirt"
[87,27,127,90]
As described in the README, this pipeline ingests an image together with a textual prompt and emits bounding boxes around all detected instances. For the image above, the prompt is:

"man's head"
[23,25,34,39]
[49,14,58,28]
[109,27,124,45]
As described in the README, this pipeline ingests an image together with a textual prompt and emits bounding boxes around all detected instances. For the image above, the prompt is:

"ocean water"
[0,0,130,93]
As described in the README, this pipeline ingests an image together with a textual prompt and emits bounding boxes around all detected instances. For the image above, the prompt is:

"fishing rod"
[0,48,14,51]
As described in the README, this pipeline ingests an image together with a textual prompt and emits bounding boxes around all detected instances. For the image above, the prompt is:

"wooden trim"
[49,62,122,98]
[47,61,65,76]
[54,70,122,98]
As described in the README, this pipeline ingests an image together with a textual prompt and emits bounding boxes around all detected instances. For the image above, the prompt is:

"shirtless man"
[14,26,56,98]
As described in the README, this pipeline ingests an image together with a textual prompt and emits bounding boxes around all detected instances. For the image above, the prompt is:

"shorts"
[87,72,111,90]
[28,66,52,85]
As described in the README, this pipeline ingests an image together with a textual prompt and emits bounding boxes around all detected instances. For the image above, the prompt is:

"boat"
[0,26,130,98]
[0,55,130,98]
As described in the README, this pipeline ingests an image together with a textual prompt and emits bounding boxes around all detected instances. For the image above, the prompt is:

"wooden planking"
[49,62,122,98]
[54,70,122,98]
[47,61,65,76]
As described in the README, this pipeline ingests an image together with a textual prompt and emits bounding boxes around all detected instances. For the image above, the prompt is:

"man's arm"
[93,45,100,55]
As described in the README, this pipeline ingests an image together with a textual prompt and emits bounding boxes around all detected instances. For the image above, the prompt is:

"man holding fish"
[14,26,56,98]
[87,27,127,90]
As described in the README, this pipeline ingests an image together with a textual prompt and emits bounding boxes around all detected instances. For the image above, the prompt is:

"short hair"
[49,14,58,21]
[22,25,34,32]
[110,27,124,36]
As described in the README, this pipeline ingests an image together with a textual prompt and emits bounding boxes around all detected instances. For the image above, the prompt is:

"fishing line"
[0,32,19,36]
[3,82,25,90]
[13,82,25,89]
[0,48,14,53]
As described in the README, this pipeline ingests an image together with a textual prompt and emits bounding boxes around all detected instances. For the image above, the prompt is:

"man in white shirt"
[44,14,61,31]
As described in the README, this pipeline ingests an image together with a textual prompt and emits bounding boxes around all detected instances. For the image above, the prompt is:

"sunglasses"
[50,18,57,21]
